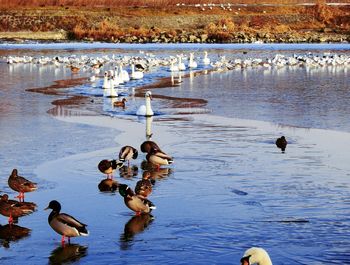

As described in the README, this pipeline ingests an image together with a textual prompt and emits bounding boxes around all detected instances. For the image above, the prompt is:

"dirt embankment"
[0,5,349,43]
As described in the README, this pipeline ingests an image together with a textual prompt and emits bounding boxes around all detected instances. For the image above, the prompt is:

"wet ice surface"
[0,43,350,264]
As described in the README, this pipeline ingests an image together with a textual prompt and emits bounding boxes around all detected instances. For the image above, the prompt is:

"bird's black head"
[118,184,129,197]
[45,200,61,212]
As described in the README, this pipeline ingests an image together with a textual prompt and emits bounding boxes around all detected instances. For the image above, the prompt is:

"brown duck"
[119,146,138,167]
[113,98,127,109]
[276,136,288,153]
[134,178,153,199]
[0,194,35,224]
[98,159,124,178]
[8,169,37,202]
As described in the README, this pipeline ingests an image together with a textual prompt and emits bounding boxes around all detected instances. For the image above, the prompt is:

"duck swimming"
[113,98,127,109]
[241,247,272,265]
[45,200,89,245]
[8,169,37,202]
[118,184,156,215]
[276,136,287,153]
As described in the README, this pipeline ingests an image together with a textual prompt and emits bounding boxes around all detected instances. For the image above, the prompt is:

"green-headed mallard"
[276,136,288,153]
[119,146,138,167]
[0,194,35,224]
[45,200,89,245]
[118,184,155,215]
[98,159,123,178]
[8,169,37,202]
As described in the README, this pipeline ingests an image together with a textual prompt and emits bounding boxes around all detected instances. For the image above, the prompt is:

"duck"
[98,159,124,178]
[45,200,89,245]
[136,91,154,117]
[130,64,144,80]
[118,184,156,215]
[8,169,37,202]
[119,146,138,166]
[146,148,173,169]
[113,98,127,109]
[140,140,162,154]
[275,136,287,153]
[0,194,35,224]
[134,176,153,199]
[70,65,80,73]
[98,178,119,192]
[241,247,272,265]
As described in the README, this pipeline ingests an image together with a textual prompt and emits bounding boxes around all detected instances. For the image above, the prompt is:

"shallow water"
[0,43,350,264]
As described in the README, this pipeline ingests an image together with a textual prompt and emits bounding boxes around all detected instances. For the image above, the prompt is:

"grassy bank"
[0,3,349,43]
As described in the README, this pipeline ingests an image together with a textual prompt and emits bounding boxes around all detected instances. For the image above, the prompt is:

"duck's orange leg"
[8,214,13,225]
[61,235,66,246]
[16,192,24,202]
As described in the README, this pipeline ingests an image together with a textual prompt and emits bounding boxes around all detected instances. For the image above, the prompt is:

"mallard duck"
[140,140,162,154]
[98,178,119,192]
[134,178,153,199]
[70,65,80,73]
[276,136,288,153]
[0,194,35,224]
[118,184,156,215]
[98,159,124,178]
[45,200,89,245]
[8,169,37,202]
[241,247,272,265]
[113,98,127,109]
[146,148,173,169]
[119,146,138,167]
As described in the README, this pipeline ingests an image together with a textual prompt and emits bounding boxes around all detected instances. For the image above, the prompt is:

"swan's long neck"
[145,96,152,116]
[131,64,135,74]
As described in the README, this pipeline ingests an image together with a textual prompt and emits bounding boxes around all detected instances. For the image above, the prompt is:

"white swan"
[188,53,197,69]
[178,56,186,71]
[130,64,144,80]
[203,51,210,65]
[136,91,154,116]
[103,77,118,98]
[169,61,179,72]
[119,64,130,83]
[241,247,272,265]
[102,71,109,89]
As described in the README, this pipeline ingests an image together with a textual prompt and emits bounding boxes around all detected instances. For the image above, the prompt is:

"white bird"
[240,247,272,265]
[188,53,197,69]
[169,61,179,72]
[203,51,211,65]
[178,56,186,71]
[102,71,109,89]
[103,77,118,98]
[119,64,130,83]
[136,91,154,116]
[130,64,144,79]
[89,75,96,82]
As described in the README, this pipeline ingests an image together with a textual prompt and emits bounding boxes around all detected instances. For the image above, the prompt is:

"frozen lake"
[0,43,349,264]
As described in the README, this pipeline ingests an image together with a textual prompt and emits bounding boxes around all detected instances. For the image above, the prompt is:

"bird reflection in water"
[0,223,31,248]
[49,244,88,265]
[98,178,119,192]
[140,162,172,181]
[118,165,139,179]
[120,213,154,250]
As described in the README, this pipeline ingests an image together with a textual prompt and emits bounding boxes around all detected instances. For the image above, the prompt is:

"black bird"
[276,136,288,153]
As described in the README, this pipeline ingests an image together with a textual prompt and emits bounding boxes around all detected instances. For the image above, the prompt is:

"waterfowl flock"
[4,47,348,262]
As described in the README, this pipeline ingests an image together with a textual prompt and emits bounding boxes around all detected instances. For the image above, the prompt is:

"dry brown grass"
[1,0,350,8]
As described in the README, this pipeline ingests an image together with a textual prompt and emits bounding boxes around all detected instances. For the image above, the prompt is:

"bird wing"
[56,213,87,229]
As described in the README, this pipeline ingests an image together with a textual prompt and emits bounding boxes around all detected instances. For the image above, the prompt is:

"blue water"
[0,43,349,264]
